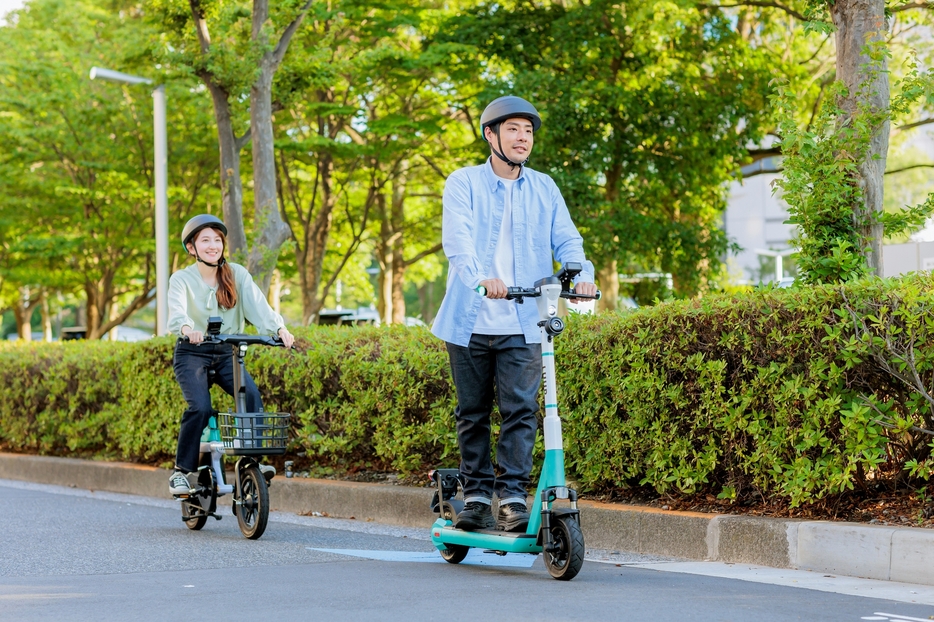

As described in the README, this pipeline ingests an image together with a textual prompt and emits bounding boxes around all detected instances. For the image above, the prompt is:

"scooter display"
[429,263,599,580]
[174,317,290,540]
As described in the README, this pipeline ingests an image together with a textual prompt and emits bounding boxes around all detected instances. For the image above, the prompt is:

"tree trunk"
[832,0,889,276]
[203,80,248,259]
[267,269,283,314]
[390,170,407,324]
[596,261,619,313]
[247,66,291,292]
[297,153,338,325]
[40,290,52,342]
[13,288,35,341]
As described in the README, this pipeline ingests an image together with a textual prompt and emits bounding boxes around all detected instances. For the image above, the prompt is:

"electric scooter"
[429,262,600,580]
[174,316,291,540]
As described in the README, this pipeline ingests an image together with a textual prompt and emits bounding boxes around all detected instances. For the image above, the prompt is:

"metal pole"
[775,254,783,283]
[153,85,169,336]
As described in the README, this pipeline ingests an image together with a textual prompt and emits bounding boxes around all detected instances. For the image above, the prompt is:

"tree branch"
[404,243,443,267]
[271,0,315,69]
[896,117,934,133]
[697,1,808,22]
[885,163,934,175]
[891,1,934,12]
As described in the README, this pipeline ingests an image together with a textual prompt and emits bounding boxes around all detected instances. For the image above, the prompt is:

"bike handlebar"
[181,334,287,347]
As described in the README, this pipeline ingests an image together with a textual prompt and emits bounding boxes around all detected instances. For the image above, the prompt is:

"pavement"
[2,451,933,588]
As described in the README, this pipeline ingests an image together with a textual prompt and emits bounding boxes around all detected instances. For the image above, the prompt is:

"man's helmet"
[181,214,227,253]
[480,96,542,141]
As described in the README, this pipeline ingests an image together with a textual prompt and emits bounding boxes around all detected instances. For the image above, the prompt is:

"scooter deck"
[431,520,541,554]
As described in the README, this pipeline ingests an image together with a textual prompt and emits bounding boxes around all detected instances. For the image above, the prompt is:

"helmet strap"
[193,250,226,269]
[491,126,528,170]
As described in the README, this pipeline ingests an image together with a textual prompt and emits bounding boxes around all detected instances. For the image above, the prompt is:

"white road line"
[609,561,934,607]
[308,547,539,567]
[871,613,934,622]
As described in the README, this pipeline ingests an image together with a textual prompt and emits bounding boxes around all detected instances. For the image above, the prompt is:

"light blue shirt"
[431,158,594,347]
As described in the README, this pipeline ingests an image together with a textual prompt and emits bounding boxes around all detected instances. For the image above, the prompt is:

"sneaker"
[455,501,494,531]
[168,470,193,496]
[259,464,276,482]
[496,502,530,532]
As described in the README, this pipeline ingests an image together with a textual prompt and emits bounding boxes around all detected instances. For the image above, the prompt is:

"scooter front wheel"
[439,544,469,564]
[544,515,584,580]
[236,464,269,540]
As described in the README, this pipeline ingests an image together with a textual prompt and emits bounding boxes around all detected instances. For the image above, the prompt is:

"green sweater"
[167,262,285,337]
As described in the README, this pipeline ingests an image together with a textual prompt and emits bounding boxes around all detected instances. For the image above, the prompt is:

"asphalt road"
[3,479,934,622]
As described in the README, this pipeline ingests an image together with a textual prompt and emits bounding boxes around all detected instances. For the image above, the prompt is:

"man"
[431,95,596,532]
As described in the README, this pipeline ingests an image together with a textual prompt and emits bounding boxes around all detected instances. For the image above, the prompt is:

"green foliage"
[6,276,934,506]
[774,42,934,285]
[434,0,775,295]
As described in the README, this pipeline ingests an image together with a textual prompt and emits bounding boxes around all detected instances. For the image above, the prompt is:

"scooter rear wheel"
[236,464,269,540]
[544,515,584,580]
[439,544,469,564]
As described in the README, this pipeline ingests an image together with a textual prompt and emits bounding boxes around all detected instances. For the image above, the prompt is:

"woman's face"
[188,227,225,263]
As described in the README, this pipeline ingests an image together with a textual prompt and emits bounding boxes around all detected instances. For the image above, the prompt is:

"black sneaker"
[496,502,530,532]
[455,501,494,531]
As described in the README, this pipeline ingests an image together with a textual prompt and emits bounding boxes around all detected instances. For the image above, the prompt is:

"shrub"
[2,274,934,506]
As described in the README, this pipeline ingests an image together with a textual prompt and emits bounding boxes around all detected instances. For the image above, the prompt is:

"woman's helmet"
[181,214,228,268]
[181,214,227,253]
[479,96,541,169]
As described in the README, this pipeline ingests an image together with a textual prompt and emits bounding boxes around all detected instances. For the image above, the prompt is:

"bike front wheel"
[235,464,269,540]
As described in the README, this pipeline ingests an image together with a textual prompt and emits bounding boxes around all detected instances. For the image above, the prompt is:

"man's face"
[486,117,534,162]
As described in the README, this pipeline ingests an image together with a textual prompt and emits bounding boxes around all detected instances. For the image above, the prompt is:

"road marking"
[0,593,90,600]
[610,561,934,606]
[870,613,934,622]
[308,548,538,568]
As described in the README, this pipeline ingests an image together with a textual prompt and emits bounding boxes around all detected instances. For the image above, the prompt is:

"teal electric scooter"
[429,262,600,581]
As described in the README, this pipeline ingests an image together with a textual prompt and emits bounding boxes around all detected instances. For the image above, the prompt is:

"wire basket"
[218,411,290,456]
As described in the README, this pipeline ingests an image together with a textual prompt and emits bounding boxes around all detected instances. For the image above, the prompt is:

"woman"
[166,214,295,496]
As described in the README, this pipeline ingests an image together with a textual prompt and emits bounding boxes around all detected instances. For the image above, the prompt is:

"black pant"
[173,340,262,472]
[445,334,541,503]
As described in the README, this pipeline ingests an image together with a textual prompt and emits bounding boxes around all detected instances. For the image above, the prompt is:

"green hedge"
[2,274,934,505]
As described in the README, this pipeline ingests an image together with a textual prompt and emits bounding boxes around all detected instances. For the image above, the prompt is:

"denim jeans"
[173,340,262,472]
[445,334,541,503]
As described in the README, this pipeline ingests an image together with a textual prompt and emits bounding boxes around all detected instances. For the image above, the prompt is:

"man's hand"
[569,281,597,304]
[479,278,508,299]
[278,327,295,349]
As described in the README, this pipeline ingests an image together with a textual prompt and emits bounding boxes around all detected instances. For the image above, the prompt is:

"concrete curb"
[3,452,932,586]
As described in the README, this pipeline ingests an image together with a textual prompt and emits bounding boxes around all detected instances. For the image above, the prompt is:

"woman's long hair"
[214,230,237,310]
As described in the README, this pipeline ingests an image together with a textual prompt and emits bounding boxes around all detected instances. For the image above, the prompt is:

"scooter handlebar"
[475,285,601,301]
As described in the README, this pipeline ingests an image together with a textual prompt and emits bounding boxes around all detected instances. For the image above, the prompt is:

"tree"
[274,0,459,324]
[0,0,221,338]
[436,0,774,301]
[148,0,314,291]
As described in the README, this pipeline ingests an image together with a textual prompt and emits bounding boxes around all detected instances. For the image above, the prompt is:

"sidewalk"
[2,451,931,586]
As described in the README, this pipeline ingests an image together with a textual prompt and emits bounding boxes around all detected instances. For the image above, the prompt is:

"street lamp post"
[89,67,169,336]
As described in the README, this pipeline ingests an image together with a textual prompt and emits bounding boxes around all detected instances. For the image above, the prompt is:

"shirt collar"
[482,157,525,193]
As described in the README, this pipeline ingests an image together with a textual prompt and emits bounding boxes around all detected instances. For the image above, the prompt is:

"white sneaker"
[168,470,193,496]
[259,464,276,482]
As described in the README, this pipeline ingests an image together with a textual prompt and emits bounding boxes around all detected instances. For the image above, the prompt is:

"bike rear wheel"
[236,464,269,539]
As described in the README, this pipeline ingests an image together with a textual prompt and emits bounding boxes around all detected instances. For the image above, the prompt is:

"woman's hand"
[278,327,295,349]
[182,326,204,344]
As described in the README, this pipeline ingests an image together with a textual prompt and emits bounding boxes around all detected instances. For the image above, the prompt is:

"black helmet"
[480,96,542,141]
[181,214,227,253]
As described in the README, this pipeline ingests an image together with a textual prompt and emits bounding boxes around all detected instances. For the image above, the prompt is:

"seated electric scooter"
[175,316,290,540]
[429,263,599,580]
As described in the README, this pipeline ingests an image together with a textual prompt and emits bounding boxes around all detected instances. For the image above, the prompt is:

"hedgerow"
[2,274,934,506]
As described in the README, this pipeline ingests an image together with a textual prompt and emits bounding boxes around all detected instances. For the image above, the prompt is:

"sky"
[0,0,24,22]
